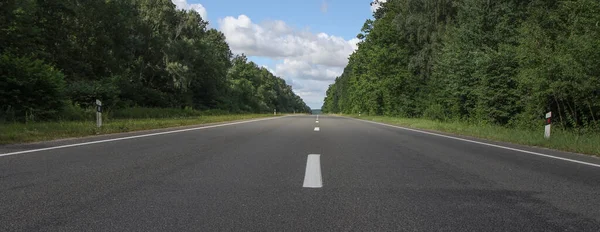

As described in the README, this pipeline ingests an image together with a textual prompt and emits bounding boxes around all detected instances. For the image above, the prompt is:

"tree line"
[322,0,600,130]
[0,0,310,122]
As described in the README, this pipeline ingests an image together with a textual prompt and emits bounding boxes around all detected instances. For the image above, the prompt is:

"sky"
[171,0,386,109]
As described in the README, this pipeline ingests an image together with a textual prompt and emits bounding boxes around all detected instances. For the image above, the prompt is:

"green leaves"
[0,0,310,121]
[323,0,599,129]
[0,54,66,121]
[224,55,309,113]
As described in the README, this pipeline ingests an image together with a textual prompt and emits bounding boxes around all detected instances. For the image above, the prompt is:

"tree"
[323,0,599,129]
[0,0,310,120]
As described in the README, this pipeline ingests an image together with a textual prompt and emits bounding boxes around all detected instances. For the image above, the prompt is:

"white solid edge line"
[314,127,320,131]
[303,154,323,188]
[353,118,600,168]
[0,116,287,157]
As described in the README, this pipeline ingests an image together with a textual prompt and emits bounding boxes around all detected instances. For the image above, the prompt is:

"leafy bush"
[202,109,230,116]
[109,107,233,119]
[115,77,175,108]
[111,107,201,119]
[58,102,95,121]
[0,54,66,122]
[422,104,447,122]
[65,77,120,108]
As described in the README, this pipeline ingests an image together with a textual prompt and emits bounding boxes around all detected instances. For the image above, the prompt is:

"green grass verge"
[0,114,276,145]
[350,115,600,156]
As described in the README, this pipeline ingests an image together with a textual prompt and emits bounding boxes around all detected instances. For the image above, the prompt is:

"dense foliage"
[323,0,600,129]
[0,0,310,121]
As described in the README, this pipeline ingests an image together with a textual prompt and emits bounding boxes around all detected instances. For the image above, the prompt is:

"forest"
[322,0,600,130]
[0,0,310,122]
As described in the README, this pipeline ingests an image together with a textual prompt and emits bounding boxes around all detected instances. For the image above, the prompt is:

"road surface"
[1,115,599,231]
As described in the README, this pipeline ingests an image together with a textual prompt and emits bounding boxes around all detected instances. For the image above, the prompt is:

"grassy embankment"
[347,115,600,156]
[0,107,282,145]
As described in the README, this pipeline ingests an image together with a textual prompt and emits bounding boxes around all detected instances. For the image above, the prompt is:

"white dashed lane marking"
[303,154,322,188]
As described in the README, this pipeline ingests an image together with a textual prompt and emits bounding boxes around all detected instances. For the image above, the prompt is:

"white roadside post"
[544,111,552,139]
[274,109,277,115]
[96,99,102,128]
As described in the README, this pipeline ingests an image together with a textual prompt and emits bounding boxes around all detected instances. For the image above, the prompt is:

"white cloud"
[275,59,341,81]
[217,14,359,108]
[370,0,387,13]
[172,0,208,20]
[218,15,357,68]
[293,80,334,108]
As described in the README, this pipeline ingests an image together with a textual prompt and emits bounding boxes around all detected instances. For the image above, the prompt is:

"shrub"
[65,77,120,109]
[0,54,66,122]
[58,102,95,121]
[422,104,447,122]
[111,107,202,119]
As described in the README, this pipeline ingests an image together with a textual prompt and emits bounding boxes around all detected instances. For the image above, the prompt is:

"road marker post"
[545,111,552,139]
[274,109,277,115]
[95,99,102,128]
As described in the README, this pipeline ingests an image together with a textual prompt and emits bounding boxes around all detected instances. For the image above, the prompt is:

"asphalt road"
[1,115,599,231]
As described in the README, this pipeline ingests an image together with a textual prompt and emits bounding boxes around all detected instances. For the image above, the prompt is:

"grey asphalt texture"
[1,115,599,231]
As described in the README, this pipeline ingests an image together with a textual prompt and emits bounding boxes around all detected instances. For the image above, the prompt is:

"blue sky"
[173,0,380,109]
[202,0,370,40]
